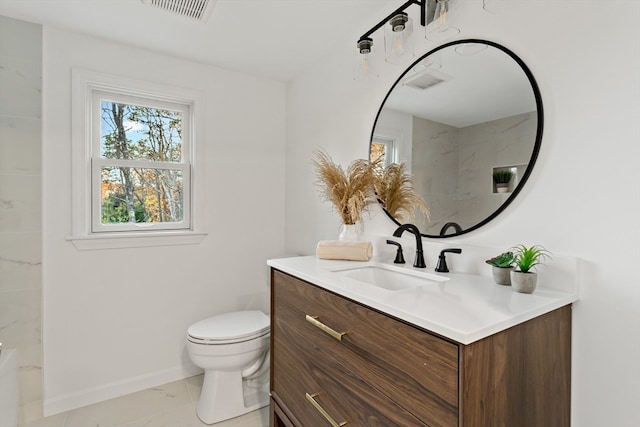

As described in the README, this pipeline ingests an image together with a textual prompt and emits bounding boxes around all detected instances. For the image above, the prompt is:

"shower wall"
[0,15,43,424]
[412,112,536,235]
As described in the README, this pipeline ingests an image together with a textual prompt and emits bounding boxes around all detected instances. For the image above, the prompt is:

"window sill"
[67,231,207,250]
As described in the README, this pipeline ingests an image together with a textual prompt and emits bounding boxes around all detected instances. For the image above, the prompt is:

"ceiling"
[0,0,400,82]
[384,42,537,127]
[0,0,536,126]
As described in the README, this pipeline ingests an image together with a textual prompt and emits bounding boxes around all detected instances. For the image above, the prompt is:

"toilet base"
[196,369,269,425]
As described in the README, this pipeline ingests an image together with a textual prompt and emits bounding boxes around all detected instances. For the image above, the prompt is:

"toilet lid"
[187,310,270,342]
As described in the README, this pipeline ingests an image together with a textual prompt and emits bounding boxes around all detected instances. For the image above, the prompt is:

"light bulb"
[393,33,405,55]
[436,0,450,31]
[361,56,370,74]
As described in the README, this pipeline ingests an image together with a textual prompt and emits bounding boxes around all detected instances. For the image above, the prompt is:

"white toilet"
[186,310,270,424]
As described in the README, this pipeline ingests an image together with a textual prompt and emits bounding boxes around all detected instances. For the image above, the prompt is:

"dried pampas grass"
[313,150,376,225]
[373,162,429,223]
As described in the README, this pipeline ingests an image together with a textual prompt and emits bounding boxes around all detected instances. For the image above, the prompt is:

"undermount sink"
[331,263,449,291]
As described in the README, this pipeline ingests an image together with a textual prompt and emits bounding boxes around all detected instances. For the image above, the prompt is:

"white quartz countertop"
[267,256,578,345]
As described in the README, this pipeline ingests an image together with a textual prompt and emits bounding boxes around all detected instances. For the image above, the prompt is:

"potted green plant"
[492,170,513,193]
[510,244,552,293]
[485,251,515,285]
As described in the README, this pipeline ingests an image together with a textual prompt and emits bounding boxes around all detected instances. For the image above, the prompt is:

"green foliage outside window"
[101,192,147,224]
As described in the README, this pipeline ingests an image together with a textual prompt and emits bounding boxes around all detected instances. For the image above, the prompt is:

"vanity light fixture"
[355,0,461,78]
[426,0,460,41]
[355,0,433,78]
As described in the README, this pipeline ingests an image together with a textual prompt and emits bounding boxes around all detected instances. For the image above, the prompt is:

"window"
[93,92,190,232]
[71,69,205,249]
[370,135,397,168]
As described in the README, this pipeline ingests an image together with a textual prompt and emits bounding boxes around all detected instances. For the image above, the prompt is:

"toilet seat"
[187,310,270,345]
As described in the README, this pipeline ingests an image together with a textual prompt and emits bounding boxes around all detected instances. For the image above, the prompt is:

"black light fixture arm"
[358,0,429,42]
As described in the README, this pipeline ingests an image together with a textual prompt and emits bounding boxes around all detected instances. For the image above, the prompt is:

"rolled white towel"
[316,240,373,261]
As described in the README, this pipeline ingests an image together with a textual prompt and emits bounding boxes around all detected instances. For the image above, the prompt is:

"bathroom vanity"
[268,256,576,427]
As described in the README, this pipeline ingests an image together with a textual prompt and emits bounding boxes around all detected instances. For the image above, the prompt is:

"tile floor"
[20,374,269,427]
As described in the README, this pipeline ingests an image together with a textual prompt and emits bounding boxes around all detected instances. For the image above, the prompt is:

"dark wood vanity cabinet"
[270,269,571,427]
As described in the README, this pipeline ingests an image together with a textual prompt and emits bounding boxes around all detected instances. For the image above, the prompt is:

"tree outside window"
[99,101,185,226]
[91,91,191,233]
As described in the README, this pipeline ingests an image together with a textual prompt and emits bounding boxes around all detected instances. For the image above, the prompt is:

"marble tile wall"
[412,117,459,235]
[457,111,537,227]
[411,112,536,235]
[0,15,43,425]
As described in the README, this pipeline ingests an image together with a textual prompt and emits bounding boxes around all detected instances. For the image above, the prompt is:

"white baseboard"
[43,364,202,417]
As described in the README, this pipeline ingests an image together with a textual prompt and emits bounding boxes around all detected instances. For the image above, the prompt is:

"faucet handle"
[435,248,462,273]
[386,240,406,264]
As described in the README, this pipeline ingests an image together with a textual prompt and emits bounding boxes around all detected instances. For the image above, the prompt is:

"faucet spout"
[439,222,463,236]
[392,223,426,268]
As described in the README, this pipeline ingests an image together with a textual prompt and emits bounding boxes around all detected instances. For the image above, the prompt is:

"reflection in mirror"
[370,39,542,237]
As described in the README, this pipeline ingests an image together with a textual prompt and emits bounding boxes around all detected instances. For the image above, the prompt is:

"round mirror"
[370,39,543,238]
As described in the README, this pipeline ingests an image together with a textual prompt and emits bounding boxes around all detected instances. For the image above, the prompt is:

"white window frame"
[69,69,206,250]
[372,135,398,167]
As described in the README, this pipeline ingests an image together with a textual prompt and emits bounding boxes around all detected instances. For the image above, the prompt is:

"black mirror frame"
[370,39,544,238]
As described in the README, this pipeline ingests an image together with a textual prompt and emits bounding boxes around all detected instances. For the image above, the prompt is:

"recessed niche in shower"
[492,164,526,194]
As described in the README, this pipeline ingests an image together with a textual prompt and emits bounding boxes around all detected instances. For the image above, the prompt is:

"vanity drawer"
[272,316,428,427]
[272,269,459,427]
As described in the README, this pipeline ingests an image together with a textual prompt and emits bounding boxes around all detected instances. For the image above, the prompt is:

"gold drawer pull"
[305,315,346,341]
[305,393,348,427]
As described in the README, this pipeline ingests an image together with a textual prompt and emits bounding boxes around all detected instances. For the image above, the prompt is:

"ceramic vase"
[510,271,537,293]
[339,223,361,242]
[492,266,514,286]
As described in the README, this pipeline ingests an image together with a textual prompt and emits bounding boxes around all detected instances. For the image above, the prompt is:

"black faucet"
[435,248,462,273]
[386,240,406,264]
[439,222,463,236]
[392,224,426,268]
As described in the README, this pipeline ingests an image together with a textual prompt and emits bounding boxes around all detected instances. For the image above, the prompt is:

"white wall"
[42,27,286,414]
[285,1,640,426]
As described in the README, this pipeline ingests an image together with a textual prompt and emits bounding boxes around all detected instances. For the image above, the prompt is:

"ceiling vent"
[141,0,215,21]
[403,70,451,90]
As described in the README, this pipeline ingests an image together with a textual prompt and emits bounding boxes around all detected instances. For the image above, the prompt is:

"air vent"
[403,70,450,90]
[142,0,215,21]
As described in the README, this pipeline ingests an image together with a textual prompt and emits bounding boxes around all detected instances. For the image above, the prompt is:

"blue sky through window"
[100,100,183,162]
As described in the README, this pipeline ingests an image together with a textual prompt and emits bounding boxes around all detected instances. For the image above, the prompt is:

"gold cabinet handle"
[305,315,346,341]
[305,393,348,427]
